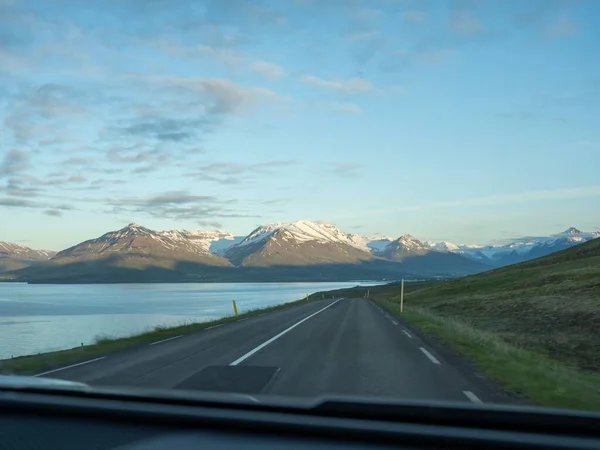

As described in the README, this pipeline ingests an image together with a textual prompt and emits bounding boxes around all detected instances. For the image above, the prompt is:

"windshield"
[0,0,599,414]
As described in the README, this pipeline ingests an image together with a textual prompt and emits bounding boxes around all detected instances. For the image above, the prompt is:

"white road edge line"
[402,330,412,338]
[230,299,342,366]
[34,357,106,377]
[419,347,441,365]
[391,320,398,325]
[149,335,183,346]
[463,390,483,404]
[237,318,248,322]
[205,324,224,330]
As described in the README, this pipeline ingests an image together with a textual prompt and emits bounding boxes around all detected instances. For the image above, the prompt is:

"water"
[0,282,371,359]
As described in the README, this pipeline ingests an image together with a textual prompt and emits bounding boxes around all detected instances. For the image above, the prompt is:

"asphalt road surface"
[40,298,495,404]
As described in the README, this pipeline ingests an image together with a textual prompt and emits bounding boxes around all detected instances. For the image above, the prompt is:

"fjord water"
[0,282,366,360]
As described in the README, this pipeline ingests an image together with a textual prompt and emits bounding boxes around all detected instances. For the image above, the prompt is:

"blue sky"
[1,0,599,250]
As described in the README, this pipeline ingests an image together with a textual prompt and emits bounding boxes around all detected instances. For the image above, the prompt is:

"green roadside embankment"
[0,294,332,376]
[319,239,600,411]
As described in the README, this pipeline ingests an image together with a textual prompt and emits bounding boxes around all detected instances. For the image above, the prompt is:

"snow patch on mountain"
[159,229,239,254]
[424,241,460,252]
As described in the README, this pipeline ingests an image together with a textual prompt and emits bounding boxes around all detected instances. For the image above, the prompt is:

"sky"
[1,0,599,251]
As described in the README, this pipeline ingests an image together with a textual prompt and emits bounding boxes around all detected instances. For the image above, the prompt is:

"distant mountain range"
[1,222,598,283]
[423,227,600,267]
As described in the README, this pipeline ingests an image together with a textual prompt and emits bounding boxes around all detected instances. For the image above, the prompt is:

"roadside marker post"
[233,300,239,317]
[306,293,309,301]
[400,279,404,314]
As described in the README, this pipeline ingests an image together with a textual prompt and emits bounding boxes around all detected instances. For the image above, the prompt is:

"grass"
[324,238,600,411]
[0,295,327,376]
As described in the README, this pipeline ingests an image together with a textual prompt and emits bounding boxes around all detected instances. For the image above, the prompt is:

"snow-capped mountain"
[424,241,460,252]
[381,235,429,259]
[52,223,231,266]
[0,241,56,272]
[236,220,370,250]
[225,220,375,266]
[423,227,600,267]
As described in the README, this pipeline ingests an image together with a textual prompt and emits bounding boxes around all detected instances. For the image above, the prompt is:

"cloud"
[62,156,94,165]
[165,43,286,80]
[329,162,361,178]
[301,75,375,95]
[116,118,210,143]
[450,13,485,35]
[545,17,575,36]
[332,103,362,114]
[44,209,62,217]
[2,176,41,197]
[0,149,30,176]
[99,76,288,158]
[0,197,37,207]
[401,10,427,23]
[250,61,286,79]
[3,83,88,143]
[136,75,288,112]
[187,160,296,185]
[108,189,259,220]
[197,220,223,229]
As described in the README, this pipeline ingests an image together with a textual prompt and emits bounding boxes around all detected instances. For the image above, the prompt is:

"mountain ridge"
[2,222,598,280]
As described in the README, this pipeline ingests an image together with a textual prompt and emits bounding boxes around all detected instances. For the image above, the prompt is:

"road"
[41,298,494,404]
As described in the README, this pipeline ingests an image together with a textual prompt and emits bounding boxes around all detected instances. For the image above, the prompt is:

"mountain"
[224,220,375,266]
[423,227,600,267]
[51,223,232,266]
[0,242,56,272]
[379,235,489,276]
[13,223,234,282]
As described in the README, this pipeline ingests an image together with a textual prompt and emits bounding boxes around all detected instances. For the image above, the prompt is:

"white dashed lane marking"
[463,390,483,404]
[420,347,441,365]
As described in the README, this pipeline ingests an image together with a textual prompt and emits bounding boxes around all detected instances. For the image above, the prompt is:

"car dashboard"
[0,383,598,450]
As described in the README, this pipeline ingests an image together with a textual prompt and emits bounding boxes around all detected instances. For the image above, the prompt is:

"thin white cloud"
[332,185,600,219]
[165,43,287,80]
[301,75,375,95]
[250,61,286,79]
[332,103,362,114]
[397,185,600,213]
